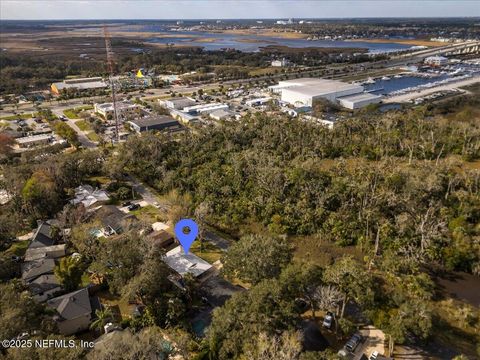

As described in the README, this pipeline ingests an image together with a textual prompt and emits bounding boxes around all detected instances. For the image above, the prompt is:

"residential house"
[24,244,66,262]
[71,185,110,208]
[21,222,65,302]
[47,288,94,335]
[148,230,176,249]
[164,246,213,278]
[29,222,56,249]
[28,274,62,302]
[94,205,137,237]
[22,258,56,283]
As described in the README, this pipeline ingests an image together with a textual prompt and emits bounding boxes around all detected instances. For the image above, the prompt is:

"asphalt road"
[51,108,97,148]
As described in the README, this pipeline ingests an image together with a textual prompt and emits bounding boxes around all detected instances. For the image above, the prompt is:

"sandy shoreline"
[219,28,308,39]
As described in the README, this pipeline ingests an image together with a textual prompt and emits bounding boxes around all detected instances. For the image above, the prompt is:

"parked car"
[345,333,363,352]
[122,201,132,207]
[322,311,334,329]
[369,351,379,360]
[127,203,140,211]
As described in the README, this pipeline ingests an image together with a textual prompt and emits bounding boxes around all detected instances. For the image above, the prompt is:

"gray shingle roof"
[29,223,55,249]
[28,274,61,296]
[47,288,92,321]
[22,258,56,282]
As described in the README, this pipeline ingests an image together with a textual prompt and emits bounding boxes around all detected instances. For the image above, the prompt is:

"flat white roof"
[54,80,107,90]
[278,78,364,96]
[338,92,383,103]
[164,246,212,277]
[426,55,448,60]
[16,134,53,144]
[183,103,228,112]
[210,109,234,118]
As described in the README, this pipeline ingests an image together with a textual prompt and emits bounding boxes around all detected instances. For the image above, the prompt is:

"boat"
[364,77,375,84]
[381,76,390,81]
[394,74,402,79]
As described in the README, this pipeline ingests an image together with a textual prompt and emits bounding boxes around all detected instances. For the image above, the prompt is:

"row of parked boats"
[357,67,472,87]
[387,74,474,97]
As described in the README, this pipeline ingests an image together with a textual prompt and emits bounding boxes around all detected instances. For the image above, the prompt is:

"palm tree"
[90,306,113,333]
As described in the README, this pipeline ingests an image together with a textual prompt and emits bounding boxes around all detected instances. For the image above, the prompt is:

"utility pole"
[103,25,120,142]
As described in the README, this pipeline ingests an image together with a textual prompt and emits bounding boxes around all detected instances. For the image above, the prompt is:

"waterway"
[363,63,480,96]
[129,25,412,53]
[364,75,450,95]
[150,31,412,53]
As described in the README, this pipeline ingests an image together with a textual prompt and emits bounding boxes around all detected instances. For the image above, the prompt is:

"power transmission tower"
[103,25,120,142]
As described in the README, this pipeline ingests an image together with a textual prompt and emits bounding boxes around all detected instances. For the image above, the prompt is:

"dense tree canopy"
[112,109,480,273]
[222,234,293,284]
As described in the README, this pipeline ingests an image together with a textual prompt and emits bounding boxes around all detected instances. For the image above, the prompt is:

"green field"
[190,240,223,264]
[63,105,93,119]
[129,205,163,223]
[0,113,37,121]
[75,119,92,131]
[86,131,100,142]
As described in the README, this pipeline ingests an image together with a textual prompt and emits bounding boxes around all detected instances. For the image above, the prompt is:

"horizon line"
[2,16,480,21]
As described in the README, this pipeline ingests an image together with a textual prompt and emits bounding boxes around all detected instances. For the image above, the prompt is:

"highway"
[1,41,474,118]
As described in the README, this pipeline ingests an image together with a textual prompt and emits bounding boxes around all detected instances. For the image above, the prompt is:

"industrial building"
[337,93,382,110]
[94,101,139,119]
[424,56,448,67]
[160,97,197,110]
[16,134,55,148]
[271,58,290,67]
[269,78,382,109]
[51,77,108,95]
[183,103,229,115]
[128,115,182,133]
[245,97,272,107]
[209,109,236,121]
[169,109,199,123]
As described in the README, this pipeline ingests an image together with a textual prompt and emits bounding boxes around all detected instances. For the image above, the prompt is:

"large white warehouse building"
[269,78,382,109]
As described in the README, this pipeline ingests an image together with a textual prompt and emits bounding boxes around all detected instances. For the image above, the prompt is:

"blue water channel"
[128,25,412,53]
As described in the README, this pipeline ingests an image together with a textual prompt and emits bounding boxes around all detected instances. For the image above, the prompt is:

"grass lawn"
[97,290,134,320]
[130,205,163,223]
[86,132,100,142]
[0,113,37,121]
[63,105,93,119]
[75,119,92,131]
[190,240,223,264]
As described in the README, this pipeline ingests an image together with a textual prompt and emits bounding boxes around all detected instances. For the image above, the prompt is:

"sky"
[1,0,479,20]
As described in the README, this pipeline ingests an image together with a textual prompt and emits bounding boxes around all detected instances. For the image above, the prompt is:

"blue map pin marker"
[174,219,199,254]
